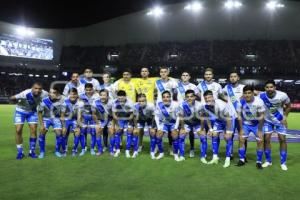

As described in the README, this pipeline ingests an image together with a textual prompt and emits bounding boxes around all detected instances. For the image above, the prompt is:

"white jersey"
[223,83,245,117]
[237,97,265,126]
[134,102,155,122]
[197,81,222,102]
[37,96,65,119]
[155,78,177,102]
[79,93,100,116]
[259,91,290,125]
[78,77,100,92]
[99,83,114,99]
[178,100,202,125]
[112,98,134,119]
[176,81,200,102]
[155,101,179,125]
[202,99,231,122]
[91,99,113,121]
[61,98,82,120]
[15,89,48,113]
[62,81,83,96]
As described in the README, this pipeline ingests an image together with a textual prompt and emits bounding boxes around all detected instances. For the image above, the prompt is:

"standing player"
[223,71,245,159]
[134,67,157,151]
[99,72,114,99]
[112,90,135,158]
[260,80,291,171]
[155,91,180,161]
[177,71,200,157]
[63,73,83,96]
[10,82,48,159]
[197,68,223,101]
[133,93,156,159]
[113,69,136,102]
[92,89,114,156]
[155,67,177,102]
[60,88,82,156]
[236,85,265,169]
[155,67,177,154]
[77,83,100,156]
[178,90,202,161]
[99,72,114,151]
[37,87,65,158]
[201,90,234,168]
[78,68,101,91]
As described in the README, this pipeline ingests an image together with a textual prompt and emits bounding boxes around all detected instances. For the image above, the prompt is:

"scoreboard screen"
[0,34,53,60]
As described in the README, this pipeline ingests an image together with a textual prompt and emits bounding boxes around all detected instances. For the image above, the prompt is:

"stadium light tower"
[16,26,35,37]
[224,0,242,9]
[147,6,164,17]
[266,1,285,11]
[184,1,203,12]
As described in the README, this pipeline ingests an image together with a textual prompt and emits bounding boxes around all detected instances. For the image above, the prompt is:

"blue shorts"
[137,120,153,129]
[117,120,133,129]
[263,121,287,135]
[14,110,38,125]
[158,123,177,133]
[82,115,95,128]
[183,123,201,133]
[65,119,77,133]
[242,124,260,138]
[43,118,62,130]
[213,119,236,133]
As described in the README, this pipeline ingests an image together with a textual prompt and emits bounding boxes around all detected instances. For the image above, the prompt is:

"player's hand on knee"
[180,128,186,135]
[40,126,46,134]
[74,127,80,136]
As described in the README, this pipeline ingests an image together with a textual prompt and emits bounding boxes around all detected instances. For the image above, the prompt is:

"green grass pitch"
[0,104,300,200]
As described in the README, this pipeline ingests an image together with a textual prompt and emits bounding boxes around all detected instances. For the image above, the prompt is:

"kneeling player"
[60,88,82,156]
[133,94,156,159]
[10,82,48,159]
[202,90,234,167]
[178,90,202,161]
[37,87,65,158]
[92,89,113,156]
[112,90,135,158]
[155,91,179,161]
[236,85,265,169]
[78,83,100,156]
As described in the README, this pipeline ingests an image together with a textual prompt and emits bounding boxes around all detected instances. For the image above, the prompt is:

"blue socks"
[257,149,263,163]
[96,136,103,153]
[109,136,115,153]
[39,134,46,153]
[55,135,62,152]
[173,138,179,154]
[238,147,246,160]
[280,150,287,165]
[265,149,272,163]
[91,134,96,150]
[132,135,139,152]
[126,133,132,150]
[212,136,219,155]
[200,135,207,158]
[150,136,156,153]
[29,137,37,153]
[226,139,233,157]
[73,135,80,152]
[61,136,67,153]
[156,137,164,153]
[114,132,121,150]
[79,134,85,149]
[179,135,186,157]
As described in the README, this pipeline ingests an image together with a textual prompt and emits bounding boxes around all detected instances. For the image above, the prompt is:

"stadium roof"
[0,0,184,28]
